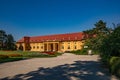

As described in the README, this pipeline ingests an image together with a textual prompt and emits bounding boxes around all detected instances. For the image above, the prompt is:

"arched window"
[68,46,70,49]
[33,46,35,49]
[37,46,39,49]
[74,46,77,49]
[62,46,64,49]
[19,44,23,51]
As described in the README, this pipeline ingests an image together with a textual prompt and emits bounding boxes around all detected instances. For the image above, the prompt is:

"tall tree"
[100,25,120,56]
[0,30,7,50]
[7,34,16,50]
[0,30,16,50]
[83,20,111,51]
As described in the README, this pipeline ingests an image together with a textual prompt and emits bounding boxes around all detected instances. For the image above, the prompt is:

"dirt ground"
[0,53,119,80]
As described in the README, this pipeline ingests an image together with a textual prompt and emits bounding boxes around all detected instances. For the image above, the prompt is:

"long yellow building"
[16,32,85,52]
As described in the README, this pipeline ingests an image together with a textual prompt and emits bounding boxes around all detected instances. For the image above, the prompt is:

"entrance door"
[50,44,53,51]
[44,44,47,51]
[55,43,58,51]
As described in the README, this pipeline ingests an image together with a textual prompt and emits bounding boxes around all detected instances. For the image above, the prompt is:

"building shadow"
[1,61,111,80]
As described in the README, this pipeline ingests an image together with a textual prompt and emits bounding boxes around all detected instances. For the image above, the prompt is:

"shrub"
[0,55,9,59]
[7,54,22,57]
[23,52,51,57]
[67,49,88,55]
[42,51,56,55]
[54,52,63,56]
[109,57,120,77]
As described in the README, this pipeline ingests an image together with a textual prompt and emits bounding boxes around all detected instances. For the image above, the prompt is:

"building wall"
[16,43,25,51]
[16,40,84,52]
[30,43,44,51]
[60,41,84,52]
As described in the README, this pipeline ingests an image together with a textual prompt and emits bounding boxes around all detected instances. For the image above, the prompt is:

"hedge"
[109,57,120,77]
[0,55,9,59]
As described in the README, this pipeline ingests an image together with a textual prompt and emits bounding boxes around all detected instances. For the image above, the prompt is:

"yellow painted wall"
[60,40,84,52]
[30,43,44,51]
[16,43,25,51]
[16,40,84,52]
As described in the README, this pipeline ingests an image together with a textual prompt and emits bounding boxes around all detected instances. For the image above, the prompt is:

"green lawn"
[0,51,63,63]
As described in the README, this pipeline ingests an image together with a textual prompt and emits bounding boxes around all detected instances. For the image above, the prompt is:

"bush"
[109,57,120,77]
[23,53,44,57]
[7,54,22,57]
[0,55,9,59]
[80,49,88,55]
[41,51,58,55]
[54,52,63,56]
[66,49,88,55]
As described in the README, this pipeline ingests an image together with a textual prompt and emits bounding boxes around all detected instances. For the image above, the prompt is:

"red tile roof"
[17,32,84,43]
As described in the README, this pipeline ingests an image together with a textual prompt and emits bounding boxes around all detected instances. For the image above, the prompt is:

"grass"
[0,51,63,63]
[66,49,99,55]
[0,57,24,63]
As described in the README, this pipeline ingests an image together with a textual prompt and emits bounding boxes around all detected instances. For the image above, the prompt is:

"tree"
[94,20,107,34]
[0,30,8,50]
[7,34,16,50]
[0,30,16,50]
[83,20,111,51]
[100,25,120,57]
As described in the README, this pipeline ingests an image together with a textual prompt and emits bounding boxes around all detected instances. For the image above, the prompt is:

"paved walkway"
[0,53,118,80]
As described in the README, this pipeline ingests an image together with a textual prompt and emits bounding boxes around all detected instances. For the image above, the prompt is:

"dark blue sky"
[0,0,120,40]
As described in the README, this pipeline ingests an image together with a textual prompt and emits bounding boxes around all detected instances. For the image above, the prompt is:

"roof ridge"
[17,32,83,43]
[30,32,82,38]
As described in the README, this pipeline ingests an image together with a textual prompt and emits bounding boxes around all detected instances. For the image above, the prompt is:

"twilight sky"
[0,0,120,40]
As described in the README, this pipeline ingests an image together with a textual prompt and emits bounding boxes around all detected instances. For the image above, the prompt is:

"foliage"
[41,51,56,55]
[83,20,120,77]
[109,57,120,77]
[7,34,16,50]
[65,49,99,55]
[0,55,9,59]
[0,51,63,63]
[100,26,120,57]
[0,30,16,50]
[83,20,111,52]
[99,25,120,77]
[0,57,23,63]
[7,54,22,57]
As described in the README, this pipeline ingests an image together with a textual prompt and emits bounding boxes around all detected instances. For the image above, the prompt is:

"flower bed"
[7,54,22,57]
[41,51,56,55]
[0,55,9,59]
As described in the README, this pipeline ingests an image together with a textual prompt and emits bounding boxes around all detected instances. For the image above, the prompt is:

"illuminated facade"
[16,32,85,52]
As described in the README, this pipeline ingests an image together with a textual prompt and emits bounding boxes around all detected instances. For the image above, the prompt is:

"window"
[33,46,35,49]
[37,46,39,49]
[62,46,64,49]
[68,46,70,49]
[41,46,43,49]
[74,46,77,49]
[68,42,70,44]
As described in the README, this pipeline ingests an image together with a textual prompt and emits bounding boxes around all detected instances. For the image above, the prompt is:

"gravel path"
[0,53,119,80]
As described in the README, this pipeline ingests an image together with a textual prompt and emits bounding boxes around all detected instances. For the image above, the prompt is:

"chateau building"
[16,32,85,52]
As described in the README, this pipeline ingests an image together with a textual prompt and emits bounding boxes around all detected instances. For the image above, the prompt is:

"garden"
[0,51,63,63]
